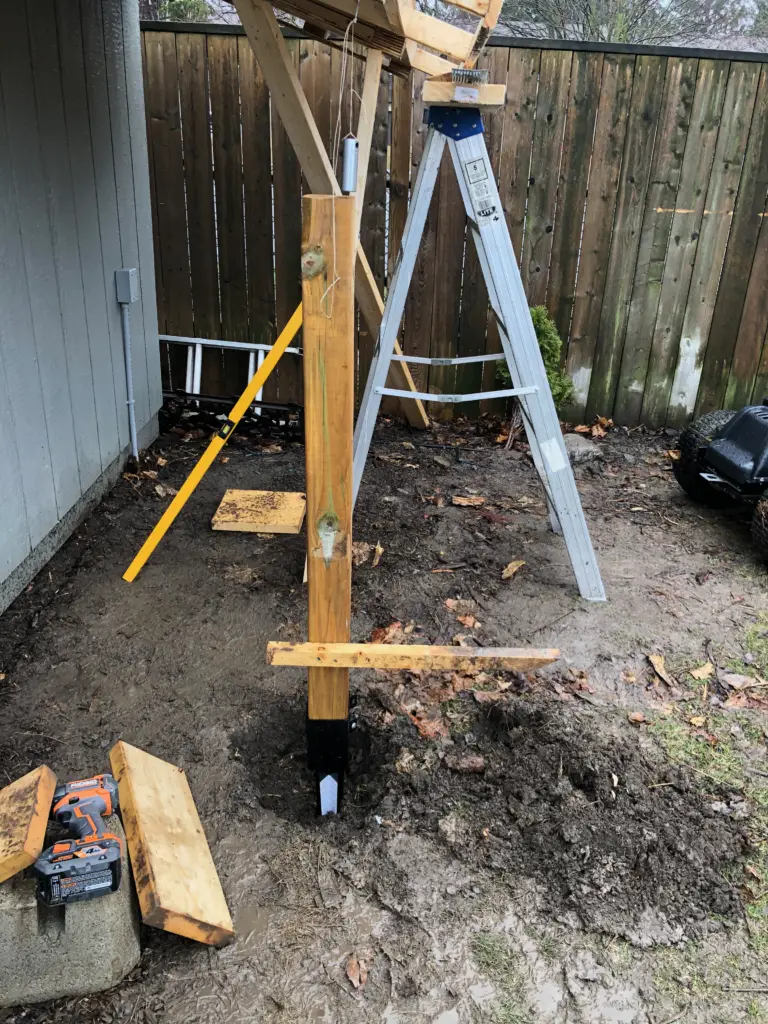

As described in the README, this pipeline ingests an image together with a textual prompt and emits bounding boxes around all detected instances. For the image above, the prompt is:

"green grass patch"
[649,715,746,788]
[745,613,768,677]
[471,933,533,1023]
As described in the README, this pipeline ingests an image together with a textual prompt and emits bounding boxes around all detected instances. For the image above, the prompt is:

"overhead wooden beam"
[400,9,475,62]
[0,765,56,885]
[302,194,356,723]
[231,0,428,429]
[268,642,560,671]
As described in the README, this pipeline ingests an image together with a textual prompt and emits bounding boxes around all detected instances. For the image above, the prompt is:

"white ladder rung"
[390,352,506,366]
[375,386,538,404]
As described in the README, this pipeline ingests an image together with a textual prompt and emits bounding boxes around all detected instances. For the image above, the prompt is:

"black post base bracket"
[307,717,349,815]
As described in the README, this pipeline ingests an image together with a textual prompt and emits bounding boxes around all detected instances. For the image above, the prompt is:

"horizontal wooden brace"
[267,641,559,671]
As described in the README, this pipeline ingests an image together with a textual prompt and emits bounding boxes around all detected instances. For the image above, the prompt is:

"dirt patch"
[1,413,767,1023]
[235,682,745,946]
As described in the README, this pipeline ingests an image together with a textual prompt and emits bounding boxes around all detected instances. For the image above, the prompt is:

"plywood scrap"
[109,741,234,947]
[267,642,559,672]
[212,489,306,534]
[0,765,56,884]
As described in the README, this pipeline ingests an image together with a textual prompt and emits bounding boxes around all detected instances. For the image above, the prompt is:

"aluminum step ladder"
[352,95,606,602]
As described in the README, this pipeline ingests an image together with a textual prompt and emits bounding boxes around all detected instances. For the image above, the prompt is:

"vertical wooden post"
[301,194,356,810]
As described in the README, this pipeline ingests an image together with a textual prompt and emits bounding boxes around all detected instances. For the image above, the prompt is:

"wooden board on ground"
[212,489,306,534]
[267,641,559,672]
[110,740,234,947]
[0,765,56,884]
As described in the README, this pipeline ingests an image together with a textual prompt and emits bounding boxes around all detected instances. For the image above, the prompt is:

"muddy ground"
[1,411,767,1024]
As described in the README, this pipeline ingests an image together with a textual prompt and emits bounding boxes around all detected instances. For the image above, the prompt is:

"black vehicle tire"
[673,409,739,507]
[752,499,768,559]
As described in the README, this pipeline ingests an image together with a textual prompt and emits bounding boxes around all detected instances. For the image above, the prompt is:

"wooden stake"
[302,195,356,722]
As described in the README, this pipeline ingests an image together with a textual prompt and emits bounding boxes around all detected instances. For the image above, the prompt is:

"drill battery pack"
[34,836,122,907]
[33,773,123,907]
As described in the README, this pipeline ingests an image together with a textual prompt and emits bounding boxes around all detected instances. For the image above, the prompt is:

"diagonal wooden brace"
[232,0,429,429]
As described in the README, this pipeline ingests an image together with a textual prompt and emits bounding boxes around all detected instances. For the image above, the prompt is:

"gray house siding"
[0,0,161,608]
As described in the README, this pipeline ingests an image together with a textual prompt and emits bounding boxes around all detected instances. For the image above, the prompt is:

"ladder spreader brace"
[352,100,606,603]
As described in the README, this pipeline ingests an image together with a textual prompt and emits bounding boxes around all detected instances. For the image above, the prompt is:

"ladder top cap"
[422,80,507,109]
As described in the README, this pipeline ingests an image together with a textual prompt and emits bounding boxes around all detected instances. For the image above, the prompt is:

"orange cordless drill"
[33,774,123,906]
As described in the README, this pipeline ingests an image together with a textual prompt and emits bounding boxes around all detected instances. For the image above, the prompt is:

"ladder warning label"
[463,160,497,218]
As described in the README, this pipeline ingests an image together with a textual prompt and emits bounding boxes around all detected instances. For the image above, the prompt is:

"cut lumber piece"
[267,642,560,671]
[212,489,306,534]
[109,741,234,947]
[400,8,475,61]
[0,765,56,885]
[422,80,507,109]
[302,195,356,722]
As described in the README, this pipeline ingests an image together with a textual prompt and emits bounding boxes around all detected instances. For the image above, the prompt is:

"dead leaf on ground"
[721,673,755,690]
[351,541,373,566]
[262,443,282,454]
[457,614,480,629]
[402,441,415,449]
[573,424,591,434]
[665,450,681,461]
[156,456,168,467]
[445,597,476,617]
[691,662,714,681]
[452,495,486,507]
[372,541,384,568]
[621,670,637,684]
[474,690,508,705]
[220,456,230,464]
[371,622,403,645]
[495,433,509,444]
[648,653,675,688]
[346,954,369,991]
[444,753,486,773]
[628,711,647,725]
[689,715,707,728]
[724,693,749,709]
[407,710,450,739]
[502,560,525,581]
[141,469,158,479]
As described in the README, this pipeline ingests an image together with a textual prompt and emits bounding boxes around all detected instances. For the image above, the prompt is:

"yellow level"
[123,305,303,582]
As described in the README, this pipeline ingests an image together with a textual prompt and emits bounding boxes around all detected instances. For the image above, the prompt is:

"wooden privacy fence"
[141,24,768,426]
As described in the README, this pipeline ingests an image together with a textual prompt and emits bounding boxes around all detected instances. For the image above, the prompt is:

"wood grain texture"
[456,48,506,417]
[239,36,277,399]
[209,34,249,395]
[483,47,538,414]
[698,65,768,414]
[640,59,729,427]
[110,741,234,947]
[614,56,698,426]
[669,61,760,426]
[302,195,356,721]
[586,54,666,421]
[357,55,388,405]
[730,202,768,408]
[268,642,559,671]
[402,71,439,393]
[212,489,306,533]
[177,33,220,343]
[271,40,304,404]
[547,50,603,341]
[0,765,56,885]
[564,54,634,420]
[522,49,572,306]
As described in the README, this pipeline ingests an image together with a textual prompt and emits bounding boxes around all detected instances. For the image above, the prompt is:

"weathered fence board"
[141,26,768,426]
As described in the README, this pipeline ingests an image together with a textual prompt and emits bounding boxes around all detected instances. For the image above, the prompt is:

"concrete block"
[0,815,141,1007]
